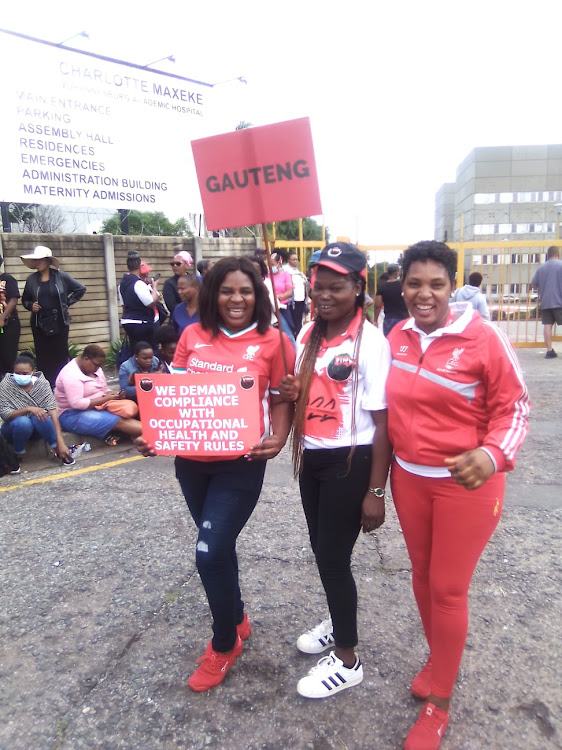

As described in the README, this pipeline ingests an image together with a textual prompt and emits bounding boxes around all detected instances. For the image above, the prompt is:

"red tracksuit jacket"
[386,307,530,472]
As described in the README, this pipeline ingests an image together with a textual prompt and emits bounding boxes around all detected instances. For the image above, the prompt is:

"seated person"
[172,274,200,334]
[155,324,179,373]
[118,341,161,401]
[0,354,73,466]
[55,344,143,442]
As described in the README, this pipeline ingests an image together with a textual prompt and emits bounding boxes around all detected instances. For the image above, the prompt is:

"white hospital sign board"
[0,30,214,216]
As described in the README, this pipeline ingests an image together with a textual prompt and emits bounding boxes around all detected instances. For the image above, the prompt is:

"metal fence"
[272,238,561,348]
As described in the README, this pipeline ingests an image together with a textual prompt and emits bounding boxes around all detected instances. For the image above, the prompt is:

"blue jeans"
[175,456,266,652]
[278,309,296,350]
[1,414,58,455]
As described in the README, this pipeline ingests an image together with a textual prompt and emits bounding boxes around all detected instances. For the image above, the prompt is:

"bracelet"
[367,487,386,498]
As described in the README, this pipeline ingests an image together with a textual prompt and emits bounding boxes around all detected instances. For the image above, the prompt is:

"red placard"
[135,372,260,457]
[191,117,322,230]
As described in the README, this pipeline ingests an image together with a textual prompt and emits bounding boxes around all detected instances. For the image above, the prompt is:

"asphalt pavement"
[0,348,560,750]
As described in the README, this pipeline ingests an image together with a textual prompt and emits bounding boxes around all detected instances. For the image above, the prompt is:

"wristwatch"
[367,487,385,498]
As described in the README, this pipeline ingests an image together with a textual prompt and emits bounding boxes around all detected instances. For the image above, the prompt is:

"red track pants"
[391,460,505,698]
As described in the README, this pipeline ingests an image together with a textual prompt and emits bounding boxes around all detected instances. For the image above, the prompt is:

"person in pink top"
[270,252,295,345]
[55,344,143,441]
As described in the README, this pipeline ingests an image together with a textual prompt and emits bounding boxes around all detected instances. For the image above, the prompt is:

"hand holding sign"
[135,372,261,458]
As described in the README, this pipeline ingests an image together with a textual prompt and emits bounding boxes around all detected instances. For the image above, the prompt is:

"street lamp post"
[211,76,247,87]
[58,31,89,46]
[554,203,562,241]
[144,55,176,67]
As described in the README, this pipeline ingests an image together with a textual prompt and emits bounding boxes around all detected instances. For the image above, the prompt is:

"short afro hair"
[402,241,457,284]
[468,271,483,287]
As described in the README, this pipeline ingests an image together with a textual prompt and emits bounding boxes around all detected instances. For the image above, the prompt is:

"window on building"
[498,223,512,234]
[499,193,513,203]
[474,224,495,235]
[516,224,530,233]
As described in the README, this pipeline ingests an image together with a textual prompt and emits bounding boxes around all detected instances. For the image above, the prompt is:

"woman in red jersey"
[385,241,530,750]
[137,256,295,693]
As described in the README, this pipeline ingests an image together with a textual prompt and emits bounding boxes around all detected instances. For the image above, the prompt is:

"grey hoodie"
[452,284,490,319]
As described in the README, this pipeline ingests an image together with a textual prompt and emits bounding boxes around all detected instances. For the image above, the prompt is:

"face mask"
[13,373,33,386]
[271,266,279,274]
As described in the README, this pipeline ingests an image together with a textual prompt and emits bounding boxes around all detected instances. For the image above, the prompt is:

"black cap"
[317,242,366,277]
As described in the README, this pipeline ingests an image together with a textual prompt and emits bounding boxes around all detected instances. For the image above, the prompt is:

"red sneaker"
[237,612,252,641]
[188,636,243,692]
[404,702,449,750]
[411,656,432,699]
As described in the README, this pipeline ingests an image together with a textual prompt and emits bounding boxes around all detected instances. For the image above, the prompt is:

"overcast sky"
[3,0,562,244]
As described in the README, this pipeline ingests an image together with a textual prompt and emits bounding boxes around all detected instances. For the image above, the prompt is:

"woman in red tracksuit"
[386,241,530,750]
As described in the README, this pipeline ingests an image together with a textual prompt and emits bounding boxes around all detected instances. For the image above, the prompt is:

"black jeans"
[291,300,306,336]
[175,456,266,652]
[31,322,69,388]
[299,445,372,649]
[0,318,21,378]
[123,321,156,350]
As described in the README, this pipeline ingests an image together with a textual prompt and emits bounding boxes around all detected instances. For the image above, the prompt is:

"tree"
[8,203,65,233]
[100,210,193,236]
[269,217,328,242]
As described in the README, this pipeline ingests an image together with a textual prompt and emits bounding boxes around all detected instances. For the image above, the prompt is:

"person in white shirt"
[118,251,160,349]
[286,252,309,335]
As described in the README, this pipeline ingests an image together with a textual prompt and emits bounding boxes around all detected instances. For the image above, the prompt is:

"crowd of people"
[1,240,532,749]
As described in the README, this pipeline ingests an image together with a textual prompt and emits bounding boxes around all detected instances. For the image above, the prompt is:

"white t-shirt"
[296,314,391,450]
[287,266,307,302]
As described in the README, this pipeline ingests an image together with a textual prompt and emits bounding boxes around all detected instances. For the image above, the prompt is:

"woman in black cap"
[21,246,86,388]
[280,242,392,700]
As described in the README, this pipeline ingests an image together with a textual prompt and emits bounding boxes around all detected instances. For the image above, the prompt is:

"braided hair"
[291,270,366,476]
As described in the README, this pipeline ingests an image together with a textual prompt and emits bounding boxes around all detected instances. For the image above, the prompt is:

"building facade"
[435,144,562,243]
[435,144,562,303]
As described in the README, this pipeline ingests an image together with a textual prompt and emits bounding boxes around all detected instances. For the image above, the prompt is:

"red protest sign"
[135,372,261,457]
[191,117,322,230]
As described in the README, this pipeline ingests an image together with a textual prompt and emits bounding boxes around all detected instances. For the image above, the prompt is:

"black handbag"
[37,309,59,336]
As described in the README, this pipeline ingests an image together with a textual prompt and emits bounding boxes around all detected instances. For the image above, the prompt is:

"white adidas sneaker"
[296,618,334,654]
[297,651,363,699]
